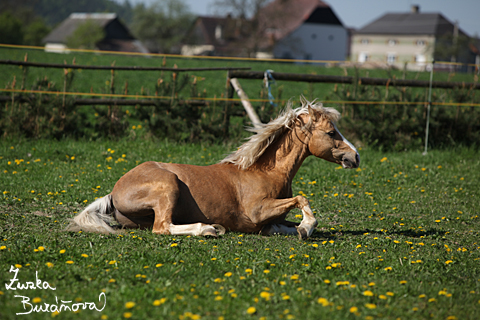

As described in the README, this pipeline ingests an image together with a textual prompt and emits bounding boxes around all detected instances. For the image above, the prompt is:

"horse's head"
[304,104,360,169]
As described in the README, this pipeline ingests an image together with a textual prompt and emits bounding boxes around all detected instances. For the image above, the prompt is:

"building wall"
[273,23,348,61]
[351,34,435,70]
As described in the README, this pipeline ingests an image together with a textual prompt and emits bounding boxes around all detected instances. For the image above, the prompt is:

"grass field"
[1,47,477,105]
[1,138,479,320]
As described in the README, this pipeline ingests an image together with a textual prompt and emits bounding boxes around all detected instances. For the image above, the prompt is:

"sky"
[120,0,480,37]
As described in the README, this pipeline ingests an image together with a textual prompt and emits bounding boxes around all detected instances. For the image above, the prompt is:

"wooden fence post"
[229,77,262,129]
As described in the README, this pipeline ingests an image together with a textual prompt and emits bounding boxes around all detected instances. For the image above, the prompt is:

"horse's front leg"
[255,196,318,239]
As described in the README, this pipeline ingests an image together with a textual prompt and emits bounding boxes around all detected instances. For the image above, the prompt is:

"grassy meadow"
[1,138,479,320]
[1,46,477,104]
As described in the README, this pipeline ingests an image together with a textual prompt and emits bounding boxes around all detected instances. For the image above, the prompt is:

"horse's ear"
[308,105,317,122]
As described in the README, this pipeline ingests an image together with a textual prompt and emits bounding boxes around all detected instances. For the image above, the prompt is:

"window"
[387,53,396,64]
[415,54,426,66]
[358,52,369,62]
[388,39,397,46]
[416,40,426,46]
[215,25,222,40]
[361,39,369,45]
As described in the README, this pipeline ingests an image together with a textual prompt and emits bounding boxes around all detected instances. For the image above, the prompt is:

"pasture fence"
[1,44,479,149]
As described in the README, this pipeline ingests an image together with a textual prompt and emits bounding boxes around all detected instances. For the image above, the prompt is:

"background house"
[181,15,250,57]
[257,0,348,61]
[182,0,348,61]
[42,13,148,53]
[351,5,477,71]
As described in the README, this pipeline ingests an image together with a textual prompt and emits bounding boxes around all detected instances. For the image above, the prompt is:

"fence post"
[229,77,262,129]
[423,61,434,155]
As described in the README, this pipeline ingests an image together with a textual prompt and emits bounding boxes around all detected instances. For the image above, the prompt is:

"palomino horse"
[68,98,359,239]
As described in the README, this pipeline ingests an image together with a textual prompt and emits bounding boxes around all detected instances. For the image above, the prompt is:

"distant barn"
[42,13,148,53]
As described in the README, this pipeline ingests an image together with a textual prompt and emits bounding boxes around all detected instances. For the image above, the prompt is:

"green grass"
[1,47,477,105]
[1,138,479,319]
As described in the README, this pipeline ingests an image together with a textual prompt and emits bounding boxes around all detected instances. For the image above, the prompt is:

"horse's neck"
[252,127,310,181]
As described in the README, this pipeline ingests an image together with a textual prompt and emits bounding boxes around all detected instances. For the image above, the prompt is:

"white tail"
[66,194,119,234]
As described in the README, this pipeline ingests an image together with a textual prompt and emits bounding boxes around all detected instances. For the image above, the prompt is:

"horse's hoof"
[296,226,308,240]
[212,224,226,235]
[202,228,218,237]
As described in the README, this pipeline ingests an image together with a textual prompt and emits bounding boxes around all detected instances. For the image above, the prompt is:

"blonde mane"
[220,97,341,170]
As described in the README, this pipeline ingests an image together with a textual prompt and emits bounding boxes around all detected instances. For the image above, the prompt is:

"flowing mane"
[221,97,341,170]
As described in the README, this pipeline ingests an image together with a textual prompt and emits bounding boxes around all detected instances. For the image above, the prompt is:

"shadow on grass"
[309,228,444,241]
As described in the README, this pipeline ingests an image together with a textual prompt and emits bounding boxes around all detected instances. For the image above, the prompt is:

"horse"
[67,97,360,239]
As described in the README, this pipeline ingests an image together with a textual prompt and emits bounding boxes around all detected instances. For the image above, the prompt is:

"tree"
[0,11,24,44]
[66,20,105,50]
[23,19,50,46]
[130,0,193,53]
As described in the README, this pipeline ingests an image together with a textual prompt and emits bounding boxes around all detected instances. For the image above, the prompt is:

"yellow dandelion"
[45,262,54,268]
[125,301,136,309]
[15,264,22,268]
[32,297,42,303]
[363,290,374,296]
[81,254,88,258]
[66,260,74,264]
[247,307,256,315]
[109,260,116,265]
[399,280,407,285]
[123,312,132,318]
[224,272,233,277]
[349,306,358,313]
[365,303,377,309]
[317,297,329,307]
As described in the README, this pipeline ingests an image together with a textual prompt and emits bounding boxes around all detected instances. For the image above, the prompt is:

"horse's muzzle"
[342,152,360,169]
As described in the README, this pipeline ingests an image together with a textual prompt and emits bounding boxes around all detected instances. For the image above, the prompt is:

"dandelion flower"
[365,303,377,309]
[123,312,132,318]
[363,290,374,297]
[66,261,74,264]
[349,306,358,313]
[246,307,256,315]
[125,301,135,309]
[32,297,42,303]
[317,297,329,307]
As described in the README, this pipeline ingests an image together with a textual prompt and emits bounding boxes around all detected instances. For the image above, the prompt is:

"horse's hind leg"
[150,171,225,237]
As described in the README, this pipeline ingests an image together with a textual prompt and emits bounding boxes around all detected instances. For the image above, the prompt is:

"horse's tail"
[66,194,119,234]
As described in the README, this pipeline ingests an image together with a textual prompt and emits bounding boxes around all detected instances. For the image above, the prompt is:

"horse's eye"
[327,131,335,137]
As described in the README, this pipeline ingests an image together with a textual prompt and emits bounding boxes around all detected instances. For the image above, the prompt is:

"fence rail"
[228,70,480,90]
[0,59,251,72]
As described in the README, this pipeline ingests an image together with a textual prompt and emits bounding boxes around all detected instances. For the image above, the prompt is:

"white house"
[259,0,348,61]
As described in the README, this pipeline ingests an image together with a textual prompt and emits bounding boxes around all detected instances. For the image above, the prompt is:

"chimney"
[411,5,420,13]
